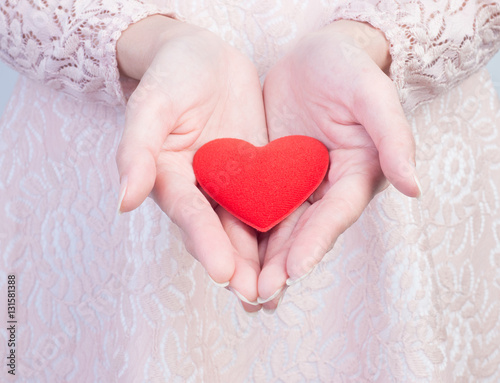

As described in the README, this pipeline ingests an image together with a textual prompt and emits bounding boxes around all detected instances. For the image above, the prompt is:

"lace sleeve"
[331,1,500,112]
[0,0,177,105]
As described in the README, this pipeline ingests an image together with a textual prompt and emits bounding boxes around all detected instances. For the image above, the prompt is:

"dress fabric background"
[1,1,500,382]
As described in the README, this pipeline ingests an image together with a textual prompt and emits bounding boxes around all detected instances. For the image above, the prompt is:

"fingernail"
[262,292,285,316]
[408,159,422,199]
[262,306,276,315]
[240,302,259,317]
[229,287,259,306]
[117,176,128,214]
[286,265,316,286]
[208,275,230,288]
[414,173,423,199]
[277,292,284,306]
[257,286,284,304]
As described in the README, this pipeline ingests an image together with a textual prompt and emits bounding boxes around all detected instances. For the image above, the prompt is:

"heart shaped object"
[193,135,329,232]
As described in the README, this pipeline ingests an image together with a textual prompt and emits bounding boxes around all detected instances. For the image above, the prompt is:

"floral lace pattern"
[333,1,500,111]
[1,1,500,382]
[0,0,171,105]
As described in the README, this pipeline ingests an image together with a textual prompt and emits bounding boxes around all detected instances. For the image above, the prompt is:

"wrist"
[326,20,392,74]
[117,15,186,80]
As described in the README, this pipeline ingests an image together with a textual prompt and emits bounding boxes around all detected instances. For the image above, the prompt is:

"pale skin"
[116,16,420,314]
[258,21,420,311]
[116,16,266,312]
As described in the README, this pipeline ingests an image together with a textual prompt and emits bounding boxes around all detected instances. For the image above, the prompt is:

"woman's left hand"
[257,20,421,311]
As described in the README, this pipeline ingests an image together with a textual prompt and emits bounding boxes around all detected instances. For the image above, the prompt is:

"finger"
[257,204,309,302]
[116,77,174,212]
[285,170,378,281]
[354,68,421,198]
[217,207,261,311]
[154,168,236,284]
[257,232,270,267]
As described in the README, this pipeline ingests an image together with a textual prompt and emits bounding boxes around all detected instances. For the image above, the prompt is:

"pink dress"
[1,1,500,381]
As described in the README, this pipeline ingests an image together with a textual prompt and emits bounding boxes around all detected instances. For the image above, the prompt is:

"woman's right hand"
[115,15,267,312]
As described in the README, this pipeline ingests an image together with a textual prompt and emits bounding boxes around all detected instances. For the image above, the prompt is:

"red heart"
[193,135,329,232]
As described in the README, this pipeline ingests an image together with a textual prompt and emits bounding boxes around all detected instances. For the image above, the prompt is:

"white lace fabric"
[1,1,500,382]
[1,1,499,109]
[0,0,174,105]
[333,1,500,111]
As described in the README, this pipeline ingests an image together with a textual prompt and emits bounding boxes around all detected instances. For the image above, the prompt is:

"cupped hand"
[116,16,268,311]
[258,20,421,311]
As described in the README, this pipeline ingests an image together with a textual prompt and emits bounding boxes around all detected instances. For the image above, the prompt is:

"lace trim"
[0,1,180,105]
[332,1,500,112]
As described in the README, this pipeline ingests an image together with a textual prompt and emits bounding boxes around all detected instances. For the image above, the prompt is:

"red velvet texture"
[193,135,330,232]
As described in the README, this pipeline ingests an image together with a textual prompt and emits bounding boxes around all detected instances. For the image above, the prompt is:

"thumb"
[354,68,422,198]
[116,85,173,212]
